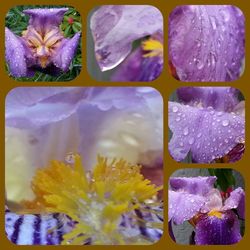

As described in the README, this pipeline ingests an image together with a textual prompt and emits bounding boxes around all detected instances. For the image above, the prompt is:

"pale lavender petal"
[168,102,245,163]
[6,87,88,129]
[169,5,245,82]
[201,189,223,213]
[90,5,163,71]
[53,33,81,72]
[177,87,240,112]
[168,190,206,224]
[195,211,242,245]
[169,176,216,196]
[5,28,28,77]
[86,87,160,111]
[23,8,68,33]
[223,187,245,219]
[111,47,163,82]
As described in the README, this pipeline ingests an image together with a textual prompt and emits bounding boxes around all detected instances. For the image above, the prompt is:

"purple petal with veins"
[223,187,245,219]
[53,32,81,71]
[111,47,163,82]
[169,5,245,82]
[177,87,240,112]
[195,211,242,245]
[90,5,163,71]
[169,176,216,196]
[23,8,68,33]
[5,28,28,77]
[168,101,245,163]
[168,190,206,224]
[6,87,161,129]
[6,87,88,129]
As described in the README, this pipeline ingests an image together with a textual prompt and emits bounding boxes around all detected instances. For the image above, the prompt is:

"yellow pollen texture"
[208,210,223,219]
[28,154,162,245]
[141,38,163,58]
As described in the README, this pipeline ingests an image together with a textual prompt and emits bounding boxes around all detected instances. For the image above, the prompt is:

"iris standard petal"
[169,176,216,195]
[111,47,163,82]
[53,32,81,72]
[86,87,160,111]
[223,187,245,219]
[6,87,88,129]
[5,28,28,77]
[168,102,245,163]
[23,8,69,34]
[168,190,206,224]
[195,211,242,245]
[169,5,245,81]
[177,87,240,112]
[90,5,163,71]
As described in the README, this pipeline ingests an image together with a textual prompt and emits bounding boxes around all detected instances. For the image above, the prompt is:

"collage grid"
[1,0,249,249]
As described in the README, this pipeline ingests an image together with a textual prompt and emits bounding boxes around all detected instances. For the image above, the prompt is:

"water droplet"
[222,120,229,127]
[65,152,76,164]
[183,127,189,136]
[188,138,195,145]
[172,106,178,113]
[217,111,223,117]
[176,117,181,122]
[197,133,202,138]
[225,139,229,143]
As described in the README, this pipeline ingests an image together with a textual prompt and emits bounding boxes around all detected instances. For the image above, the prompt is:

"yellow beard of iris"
[141,38,163,58]
[23,154,162,245]
[208,210,223,219]
[23,27,63,68]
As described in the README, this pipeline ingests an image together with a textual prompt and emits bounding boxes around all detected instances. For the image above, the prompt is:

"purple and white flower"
[169,176,245,245]
[5,8,81,77]
[168,87,245,163]
[169,5,245,81]
[90,5,163,81]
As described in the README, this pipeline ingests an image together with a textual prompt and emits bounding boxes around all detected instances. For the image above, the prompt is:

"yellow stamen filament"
[141,38,163,58]
[27,154,162,245]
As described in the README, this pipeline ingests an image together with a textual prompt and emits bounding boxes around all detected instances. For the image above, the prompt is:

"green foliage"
[208,169,236,191]
[5,5,82,82]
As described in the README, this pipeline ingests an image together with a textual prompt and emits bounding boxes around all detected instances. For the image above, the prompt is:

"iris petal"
[5,28,28,77]
[90,5,163,71]
[111,47,163,82]
[169,5,245,81]
[223,187,245,219]
[6,87,87,129]
[23,8,69,34]
[168,190,206,224]
[53,32,81,72]
[168,102,245,163]
[195,211,242,245]
[169,176,216,195]
[176,87,240,112]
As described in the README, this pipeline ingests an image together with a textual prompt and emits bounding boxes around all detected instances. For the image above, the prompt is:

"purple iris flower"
[90,5,163,81]
[169,176,245,245]
[5,8,81,78]
[168,87,245,163]
[169,5,245,81]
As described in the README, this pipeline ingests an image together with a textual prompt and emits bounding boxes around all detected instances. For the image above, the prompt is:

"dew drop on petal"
[222,120,229,127]
[188,138,195,145]
[197,133,202,138]
[172,106,178,113]
[176,117,181,122]
[183,127,189,136]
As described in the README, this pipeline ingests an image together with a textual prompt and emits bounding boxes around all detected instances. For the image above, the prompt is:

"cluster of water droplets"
[169,101,245,163]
